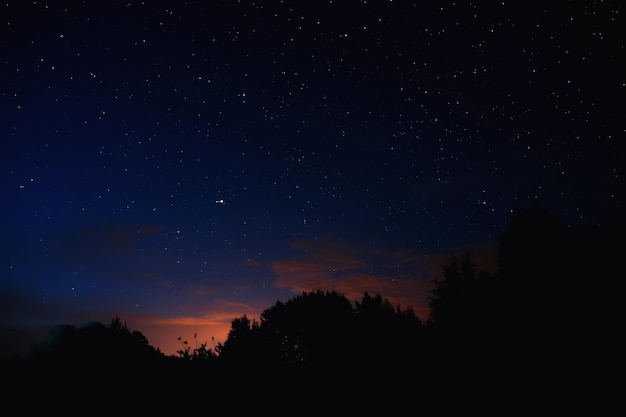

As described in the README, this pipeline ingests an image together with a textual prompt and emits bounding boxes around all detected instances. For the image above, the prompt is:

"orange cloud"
[270,239,441,321]
[270,237,498,322]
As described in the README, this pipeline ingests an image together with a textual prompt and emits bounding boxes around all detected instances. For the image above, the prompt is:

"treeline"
[1,204,621,406]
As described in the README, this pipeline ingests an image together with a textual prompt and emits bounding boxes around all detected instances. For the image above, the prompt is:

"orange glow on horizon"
[115,238,497,356]
[125,314,245,357]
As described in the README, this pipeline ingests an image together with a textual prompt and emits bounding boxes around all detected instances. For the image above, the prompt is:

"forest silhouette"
[1,204,620,410]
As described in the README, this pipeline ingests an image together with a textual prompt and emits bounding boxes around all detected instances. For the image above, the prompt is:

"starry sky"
[2,0,624,357]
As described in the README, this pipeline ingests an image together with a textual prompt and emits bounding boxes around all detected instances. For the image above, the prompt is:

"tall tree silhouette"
[492,204,615,403]
[423,249,507,390]
[427,250,498,335]
[427,250,476,331]
[497,204,588,343]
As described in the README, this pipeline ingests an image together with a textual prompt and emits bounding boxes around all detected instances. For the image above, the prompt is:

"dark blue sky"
[2,0,624,357]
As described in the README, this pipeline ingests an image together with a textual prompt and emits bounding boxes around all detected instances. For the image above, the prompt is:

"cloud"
[34,216,178,284]
[59,217,162,263]
[269,238,441,320]
[270,237,498,321]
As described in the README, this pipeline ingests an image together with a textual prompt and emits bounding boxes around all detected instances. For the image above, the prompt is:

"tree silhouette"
[497,204,589,349]
[260,290,356,368]
[426,250,500,336]
[214,314,263,370]
[4,203,620,410]
[427,250,476,331]
[353,292,423,367]
[215,289,425,381]
[422,250,503,382]
[4,316,174,402]
[24,315,162,366]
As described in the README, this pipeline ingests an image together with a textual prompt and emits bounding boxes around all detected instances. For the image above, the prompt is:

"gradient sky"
[2,1,624,357]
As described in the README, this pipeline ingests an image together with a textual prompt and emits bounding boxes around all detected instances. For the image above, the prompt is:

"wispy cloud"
[270,237,498,320]
[58,216,162,264]
[271,239,435,319]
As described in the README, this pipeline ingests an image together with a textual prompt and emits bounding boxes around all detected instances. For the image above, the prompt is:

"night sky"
[2,1,624,357]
